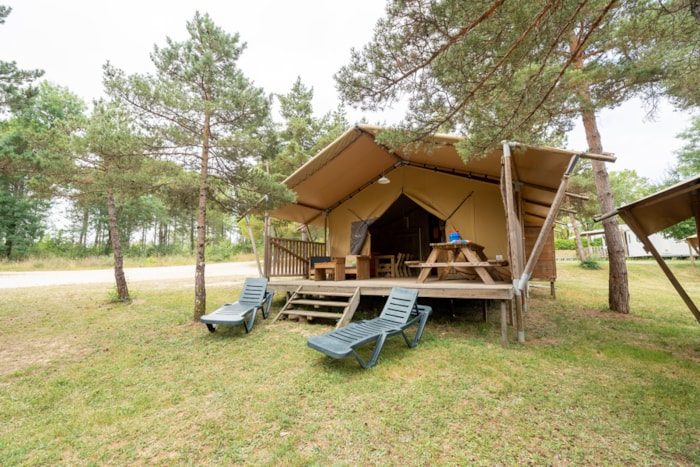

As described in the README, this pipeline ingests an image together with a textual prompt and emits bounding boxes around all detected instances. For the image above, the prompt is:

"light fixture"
[377,174,391,185]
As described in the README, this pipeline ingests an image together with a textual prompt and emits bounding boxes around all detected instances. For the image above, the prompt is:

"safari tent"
[265,125,615,344]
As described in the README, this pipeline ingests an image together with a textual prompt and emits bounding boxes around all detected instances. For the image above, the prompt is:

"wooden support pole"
[245,215,263,277]
[263,212,270,278]
[692,189,700,241]
[519,154,579,294]
[501,142,525,343]
[622,214,700,323]
[500,300,509,348]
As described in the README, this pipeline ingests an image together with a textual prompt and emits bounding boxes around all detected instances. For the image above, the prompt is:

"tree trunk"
[79,208,89,247]
[580,100,630,313]
[571,34,629,313]
[189,212,196,254]
[567,204,587,260]
[107,188,130,301]
[3,229,14,258]
[193,113,211,321]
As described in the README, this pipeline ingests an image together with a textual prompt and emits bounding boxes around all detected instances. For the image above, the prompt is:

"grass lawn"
[1,260,699,465]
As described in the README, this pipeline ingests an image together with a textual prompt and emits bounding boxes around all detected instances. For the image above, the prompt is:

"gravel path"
[0,261,261,289]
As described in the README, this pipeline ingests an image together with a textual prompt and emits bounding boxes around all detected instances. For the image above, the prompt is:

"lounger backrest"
[378,287,419,325]
[238,277,269,305]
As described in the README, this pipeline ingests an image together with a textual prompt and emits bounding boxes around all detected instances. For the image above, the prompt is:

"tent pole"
[245,215,263,277]
[263,211,270,278]
[324,212,329,256]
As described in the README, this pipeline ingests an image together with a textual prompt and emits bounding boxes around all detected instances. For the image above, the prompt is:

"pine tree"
[336,0,699,313]
[104,12,292,319]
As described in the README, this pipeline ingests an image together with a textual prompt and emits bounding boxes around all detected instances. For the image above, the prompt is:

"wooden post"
[245,215,263,277]
[501,142,525,343]
[324,211,329,256]
[500,300,509,348]
[692,189,700,242]
[622,214,700,323]
[263,213,270,278]
[519,155,579,293]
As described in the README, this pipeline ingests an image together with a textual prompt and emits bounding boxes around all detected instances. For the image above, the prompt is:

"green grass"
[1,260,699,465]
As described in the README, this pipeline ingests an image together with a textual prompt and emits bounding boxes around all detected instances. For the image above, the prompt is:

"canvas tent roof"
[271,125,608,227]
[614,175,700,238]
[609,174,700,323]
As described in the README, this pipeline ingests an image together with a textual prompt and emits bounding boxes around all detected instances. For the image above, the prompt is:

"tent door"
[369,194,440,261]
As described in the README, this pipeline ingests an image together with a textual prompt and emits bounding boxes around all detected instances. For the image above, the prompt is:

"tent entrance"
[369,194,442,261]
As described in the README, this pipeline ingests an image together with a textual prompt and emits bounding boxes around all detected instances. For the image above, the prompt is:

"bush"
[125,243,189,258]
[556,237,604,250]
[207,240,252,262]
[579,258,601,270]
[555,239,576,250]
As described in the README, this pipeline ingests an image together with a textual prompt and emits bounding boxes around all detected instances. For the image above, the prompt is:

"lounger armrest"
[401,304,432,348]
[262,290,274,319]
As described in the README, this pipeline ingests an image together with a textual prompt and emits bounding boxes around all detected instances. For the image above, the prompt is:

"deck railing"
[265,236,326,278]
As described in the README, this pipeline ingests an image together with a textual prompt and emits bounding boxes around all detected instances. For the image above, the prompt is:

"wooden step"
[289,299,350,307]
[296,291,355,298]
[284,310,344,319]
[273,286,361,329]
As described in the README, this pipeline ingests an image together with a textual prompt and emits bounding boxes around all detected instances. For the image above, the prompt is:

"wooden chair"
[374,254,396,278]
[396,252,411,278]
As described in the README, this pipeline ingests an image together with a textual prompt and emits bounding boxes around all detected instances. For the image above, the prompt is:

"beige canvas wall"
[327,166,508,259]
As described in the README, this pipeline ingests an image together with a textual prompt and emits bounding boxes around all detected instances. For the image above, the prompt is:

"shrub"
[579,258,601,270]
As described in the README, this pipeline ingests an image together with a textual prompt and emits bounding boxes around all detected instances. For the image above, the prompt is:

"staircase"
[273,286,361,329]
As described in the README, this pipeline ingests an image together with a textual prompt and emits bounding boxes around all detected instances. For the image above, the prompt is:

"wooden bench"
[409,261,508,268]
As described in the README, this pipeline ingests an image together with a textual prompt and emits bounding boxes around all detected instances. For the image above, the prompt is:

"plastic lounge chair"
[200,277,274,333]
[307,287,432,368]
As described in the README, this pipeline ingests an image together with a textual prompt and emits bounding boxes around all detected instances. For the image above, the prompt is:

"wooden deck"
[268,276,514,301]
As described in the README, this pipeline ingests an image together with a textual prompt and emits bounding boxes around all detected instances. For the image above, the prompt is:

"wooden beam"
[622,213,700,323]
[502,142,525,343]
[500,300,509,349]
[692,189,700,241]
[508,142,616,163]
[519,155,579,294]
[566,191,590,201]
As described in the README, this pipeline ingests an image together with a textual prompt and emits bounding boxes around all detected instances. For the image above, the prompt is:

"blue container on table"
[449,231,461,242]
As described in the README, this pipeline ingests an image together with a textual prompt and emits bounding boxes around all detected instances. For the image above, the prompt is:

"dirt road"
[0,261,261,289]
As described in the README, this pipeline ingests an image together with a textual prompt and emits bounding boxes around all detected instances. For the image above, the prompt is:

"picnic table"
[411,242,508,284]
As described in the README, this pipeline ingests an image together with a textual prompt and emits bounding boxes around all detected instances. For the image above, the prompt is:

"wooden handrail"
[265,237,326,278]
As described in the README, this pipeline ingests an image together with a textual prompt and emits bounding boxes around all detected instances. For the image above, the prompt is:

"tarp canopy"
[612,174,700,323]
[615,175,700,238]
[271,125,600,229]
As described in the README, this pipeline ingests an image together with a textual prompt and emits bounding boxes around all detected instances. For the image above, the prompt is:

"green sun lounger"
[200,277,274,333]
[307,287,431,368]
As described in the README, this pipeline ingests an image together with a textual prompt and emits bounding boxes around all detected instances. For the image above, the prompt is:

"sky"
[2,0,697,183]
